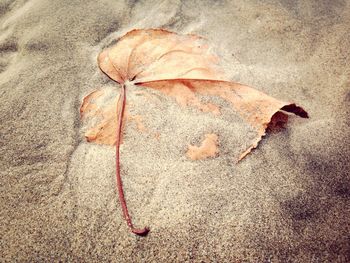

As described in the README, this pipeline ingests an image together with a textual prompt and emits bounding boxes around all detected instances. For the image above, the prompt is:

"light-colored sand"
[1,0,349,262]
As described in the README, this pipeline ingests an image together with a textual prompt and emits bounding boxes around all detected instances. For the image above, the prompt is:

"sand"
[1,0,349,262]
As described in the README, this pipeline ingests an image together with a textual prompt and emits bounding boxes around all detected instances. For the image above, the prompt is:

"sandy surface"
[1,0,350,262]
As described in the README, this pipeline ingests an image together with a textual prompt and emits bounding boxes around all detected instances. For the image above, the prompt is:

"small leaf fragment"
[187,133,219,160]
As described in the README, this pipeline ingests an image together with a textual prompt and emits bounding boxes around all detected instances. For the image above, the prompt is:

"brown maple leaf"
[80,29,308,235]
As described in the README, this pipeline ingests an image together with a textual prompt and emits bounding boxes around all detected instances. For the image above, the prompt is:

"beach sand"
[1,0,349,261]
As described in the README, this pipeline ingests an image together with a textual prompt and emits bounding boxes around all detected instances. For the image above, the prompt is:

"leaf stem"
[116,84,149,236]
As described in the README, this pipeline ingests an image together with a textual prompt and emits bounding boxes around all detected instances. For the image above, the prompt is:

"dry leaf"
[80,28,308,235]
